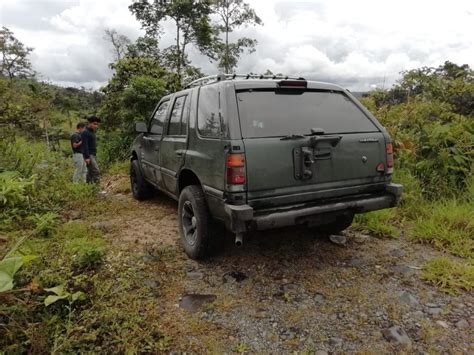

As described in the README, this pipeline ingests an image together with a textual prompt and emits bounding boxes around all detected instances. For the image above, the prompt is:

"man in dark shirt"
[71,122,87,183]
[81,115,101,184]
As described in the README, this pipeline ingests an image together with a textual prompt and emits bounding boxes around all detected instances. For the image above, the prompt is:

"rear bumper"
[224,183,403,233]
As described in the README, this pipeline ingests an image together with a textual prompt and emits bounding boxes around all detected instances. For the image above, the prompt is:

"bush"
[60,222,107,272]
[0,137,97,230]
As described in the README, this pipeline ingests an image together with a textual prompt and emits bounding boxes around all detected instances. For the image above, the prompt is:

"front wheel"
[130,159,153,200]
[178,185,216,260]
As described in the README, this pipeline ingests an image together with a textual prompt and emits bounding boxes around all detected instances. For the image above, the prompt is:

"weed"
[410,200,473,258]
[58,222,107,272]
[107,160,129,175]
[422,257,474,294]
[354,209,401,238]
[28,212,60,237]
[235,342,250,353]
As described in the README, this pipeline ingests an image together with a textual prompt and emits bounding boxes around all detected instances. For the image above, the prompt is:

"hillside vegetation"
[1,21,473,351]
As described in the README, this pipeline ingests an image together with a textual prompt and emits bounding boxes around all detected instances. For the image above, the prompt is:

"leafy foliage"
[44,284,86,307]
[129,0,216,81]
[361,61,474,198]
[212,0,262,73]
[99,56,168,132]
[0,26,34,79]
[0,256,36,292]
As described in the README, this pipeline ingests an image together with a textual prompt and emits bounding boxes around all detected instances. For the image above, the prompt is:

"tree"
[374,61,474,116]
[0,27,34,79]
[129,0,215,82]
[103,29,132,63]
[99,56,170,132]
[212,0,262,73]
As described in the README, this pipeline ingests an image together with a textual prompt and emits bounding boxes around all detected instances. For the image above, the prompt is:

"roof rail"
[184,74,306,89]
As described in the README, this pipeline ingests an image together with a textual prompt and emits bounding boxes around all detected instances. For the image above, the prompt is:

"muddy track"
[98,175,473,353]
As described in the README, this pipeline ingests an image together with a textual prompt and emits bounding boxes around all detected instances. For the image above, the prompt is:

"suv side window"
[167,95,187,136]
[150,100,170,134]
[197,85,221,137]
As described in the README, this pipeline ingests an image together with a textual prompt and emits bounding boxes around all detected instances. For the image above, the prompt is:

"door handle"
[309,135,342,147]
[176,151,183,157]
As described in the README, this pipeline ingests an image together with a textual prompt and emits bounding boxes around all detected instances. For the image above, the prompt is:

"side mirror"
[135,121,148,133]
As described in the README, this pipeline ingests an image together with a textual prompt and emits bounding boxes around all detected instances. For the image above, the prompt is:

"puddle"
[179,294,216,312]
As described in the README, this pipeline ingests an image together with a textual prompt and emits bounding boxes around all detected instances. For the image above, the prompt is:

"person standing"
[81,115,101,184]
[71,122,87,183]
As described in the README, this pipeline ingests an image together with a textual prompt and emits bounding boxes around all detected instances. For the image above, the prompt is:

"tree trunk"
[175,19,181,77]
[225,1,230,73]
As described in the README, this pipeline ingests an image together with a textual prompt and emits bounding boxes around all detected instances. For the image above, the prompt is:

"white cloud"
[1,0,473,90]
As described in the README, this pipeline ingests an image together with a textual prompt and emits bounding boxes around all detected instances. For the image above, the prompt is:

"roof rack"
[184,73,306,89]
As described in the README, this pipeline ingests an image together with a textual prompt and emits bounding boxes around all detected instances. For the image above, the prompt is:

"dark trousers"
[86,155,100,184]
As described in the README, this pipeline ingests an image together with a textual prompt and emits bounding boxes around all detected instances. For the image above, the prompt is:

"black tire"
[130,159,153,200]
[318,213,354,235]
[178,185,215,260]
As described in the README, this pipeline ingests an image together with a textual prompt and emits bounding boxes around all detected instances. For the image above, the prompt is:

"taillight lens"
[226,154,246,185]
[386,143,394,174]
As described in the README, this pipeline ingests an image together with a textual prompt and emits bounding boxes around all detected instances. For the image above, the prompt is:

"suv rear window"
[236,90,378,138]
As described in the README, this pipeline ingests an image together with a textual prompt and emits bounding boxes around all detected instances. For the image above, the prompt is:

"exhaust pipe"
[235,233,243,247]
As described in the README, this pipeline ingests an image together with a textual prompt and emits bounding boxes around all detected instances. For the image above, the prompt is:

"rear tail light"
[386,143,394,174]
[226,154,246,185]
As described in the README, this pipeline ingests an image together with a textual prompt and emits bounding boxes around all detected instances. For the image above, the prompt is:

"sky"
[1,0,473,91]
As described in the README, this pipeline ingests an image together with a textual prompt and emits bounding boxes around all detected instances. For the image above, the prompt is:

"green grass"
[422,257,474,294]
[409,200,473,259]
[353,208,401,238]
[107,160,130,175]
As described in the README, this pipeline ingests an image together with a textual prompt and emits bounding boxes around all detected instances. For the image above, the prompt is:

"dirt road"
[96,175,473,353]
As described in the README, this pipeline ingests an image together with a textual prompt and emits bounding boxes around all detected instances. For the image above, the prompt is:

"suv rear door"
[236,85,388,208]
[160,90,191,194]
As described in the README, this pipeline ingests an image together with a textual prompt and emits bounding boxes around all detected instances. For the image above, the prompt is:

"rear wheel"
[130,159,153,200]
[318,213,354,235]
[178,185,216,260]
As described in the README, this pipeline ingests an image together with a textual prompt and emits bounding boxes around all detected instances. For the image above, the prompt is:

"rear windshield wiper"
[280,134,305,140]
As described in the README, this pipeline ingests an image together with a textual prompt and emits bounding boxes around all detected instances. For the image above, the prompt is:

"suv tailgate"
[237,89,388,208]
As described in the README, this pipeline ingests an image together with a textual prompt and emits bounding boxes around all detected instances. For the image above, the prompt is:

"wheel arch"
[178,169,202,194]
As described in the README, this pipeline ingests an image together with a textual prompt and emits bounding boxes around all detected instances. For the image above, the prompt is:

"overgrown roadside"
[51,170,474,352]
[1,158,473,353]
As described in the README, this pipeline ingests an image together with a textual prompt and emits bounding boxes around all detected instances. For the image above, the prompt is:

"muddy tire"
[178,185,216,260]
[318,213,354,235]
[130,159,153,200]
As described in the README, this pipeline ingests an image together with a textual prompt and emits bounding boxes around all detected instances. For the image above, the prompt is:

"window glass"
[236,90,378,138]
[168,96,186,135]
[198,85,221,137]
[150,100,169,134]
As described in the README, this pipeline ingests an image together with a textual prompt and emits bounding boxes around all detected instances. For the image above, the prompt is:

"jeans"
[72,153,87,183]
[86,155,100,184]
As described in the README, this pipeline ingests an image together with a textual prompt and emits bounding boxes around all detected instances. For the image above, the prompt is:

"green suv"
[130,74,402,259]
